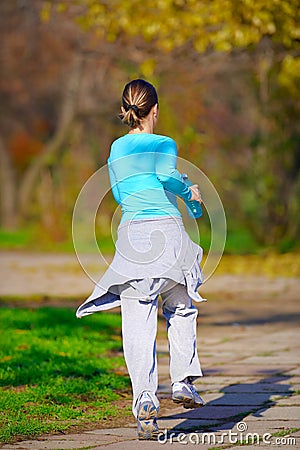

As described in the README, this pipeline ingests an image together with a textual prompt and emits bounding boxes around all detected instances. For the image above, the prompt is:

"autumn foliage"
[0,0,299,250]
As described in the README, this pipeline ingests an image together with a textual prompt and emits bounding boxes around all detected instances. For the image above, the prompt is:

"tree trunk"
[19,53,83,217]
[0,135,18,229]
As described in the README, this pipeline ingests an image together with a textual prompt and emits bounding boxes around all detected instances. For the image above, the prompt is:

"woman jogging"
[76,79,206,440]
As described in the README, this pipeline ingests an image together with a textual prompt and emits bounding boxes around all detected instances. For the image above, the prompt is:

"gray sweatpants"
[120,281,202,418]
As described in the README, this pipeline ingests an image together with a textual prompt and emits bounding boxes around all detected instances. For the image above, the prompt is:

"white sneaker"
[172,377,205,409]
[137,392,159,440]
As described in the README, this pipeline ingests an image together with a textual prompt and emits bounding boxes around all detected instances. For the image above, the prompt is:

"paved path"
[1,252,300,449]
[0,251,298,300]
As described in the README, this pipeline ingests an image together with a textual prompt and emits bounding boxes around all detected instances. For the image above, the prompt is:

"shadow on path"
[159,374,293,436]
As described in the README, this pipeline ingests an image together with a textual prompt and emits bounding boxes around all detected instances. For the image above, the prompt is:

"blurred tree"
[0,1,120,233]
[0,1,83,230]
[245,41,300,248]
[42,0,299,53]
[191,43,300,249]
[0,0,299,250]
[0,136,17,228]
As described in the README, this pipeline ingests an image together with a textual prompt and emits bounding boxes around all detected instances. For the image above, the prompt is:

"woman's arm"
[108,160,121,204]
[155,139,192,200]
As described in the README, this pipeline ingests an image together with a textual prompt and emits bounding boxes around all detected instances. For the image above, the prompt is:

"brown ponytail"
[119,79,158,128]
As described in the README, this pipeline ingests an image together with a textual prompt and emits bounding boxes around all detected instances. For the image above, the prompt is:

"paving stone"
[157,418,224,430]
[288,377,300,384]
[203,364,295,376]
[242,418,300,429]
[258,374,297,384]
[161,405,256,420]
[221,382,293,394]
[225,447,287,450]
[0,432,128,450]
[197,384,230,393]
[91,439,212,449]
[157,383,171,393]
[269,394,294,402]
[203,392,276,406]
[252,405,300,420]
[275,347,299,355]
[205,420,241,431]
[156,344,169,353]
[168,431,232,447]
[184,392,221,402]
[231,418,299,433]
[199,423,300,449]
[159,411,300,434]
[158,428,270,447]
[84,427,136,437]
[200,352,238,363]
[158,356,169,365]
[273,394,300,406]
[195,375,260,385]
[189,419,286,437]
[240,354,299,365]
[158,375,171,385]
[286,367,300,376]
[227,434,299,450]
[157,363,170,375]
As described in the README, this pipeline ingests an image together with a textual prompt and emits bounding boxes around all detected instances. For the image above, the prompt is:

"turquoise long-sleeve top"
[107,133,192,223]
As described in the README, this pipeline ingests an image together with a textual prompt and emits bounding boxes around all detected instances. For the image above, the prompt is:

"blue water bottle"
[181,173,203,219]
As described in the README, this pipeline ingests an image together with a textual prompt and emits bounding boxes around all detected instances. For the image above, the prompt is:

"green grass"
[1,223,299,255]
[272,428,299,437]
[0,227,35,250]
[224,227,261,254]
[0,308,131,443]
[0,226,115,254]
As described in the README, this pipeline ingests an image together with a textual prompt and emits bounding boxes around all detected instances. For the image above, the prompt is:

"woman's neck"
[129,118,154,134]
[129,127,153,134]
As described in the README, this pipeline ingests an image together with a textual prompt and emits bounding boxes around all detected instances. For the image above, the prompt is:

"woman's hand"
[189,184,202,203]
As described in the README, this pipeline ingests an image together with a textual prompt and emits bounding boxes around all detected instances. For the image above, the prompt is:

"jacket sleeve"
[108,160,121,204]
[155,139,192,200]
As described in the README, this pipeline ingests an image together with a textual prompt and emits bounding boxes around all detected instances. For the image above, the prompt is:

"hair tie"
[127,104,139,114]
